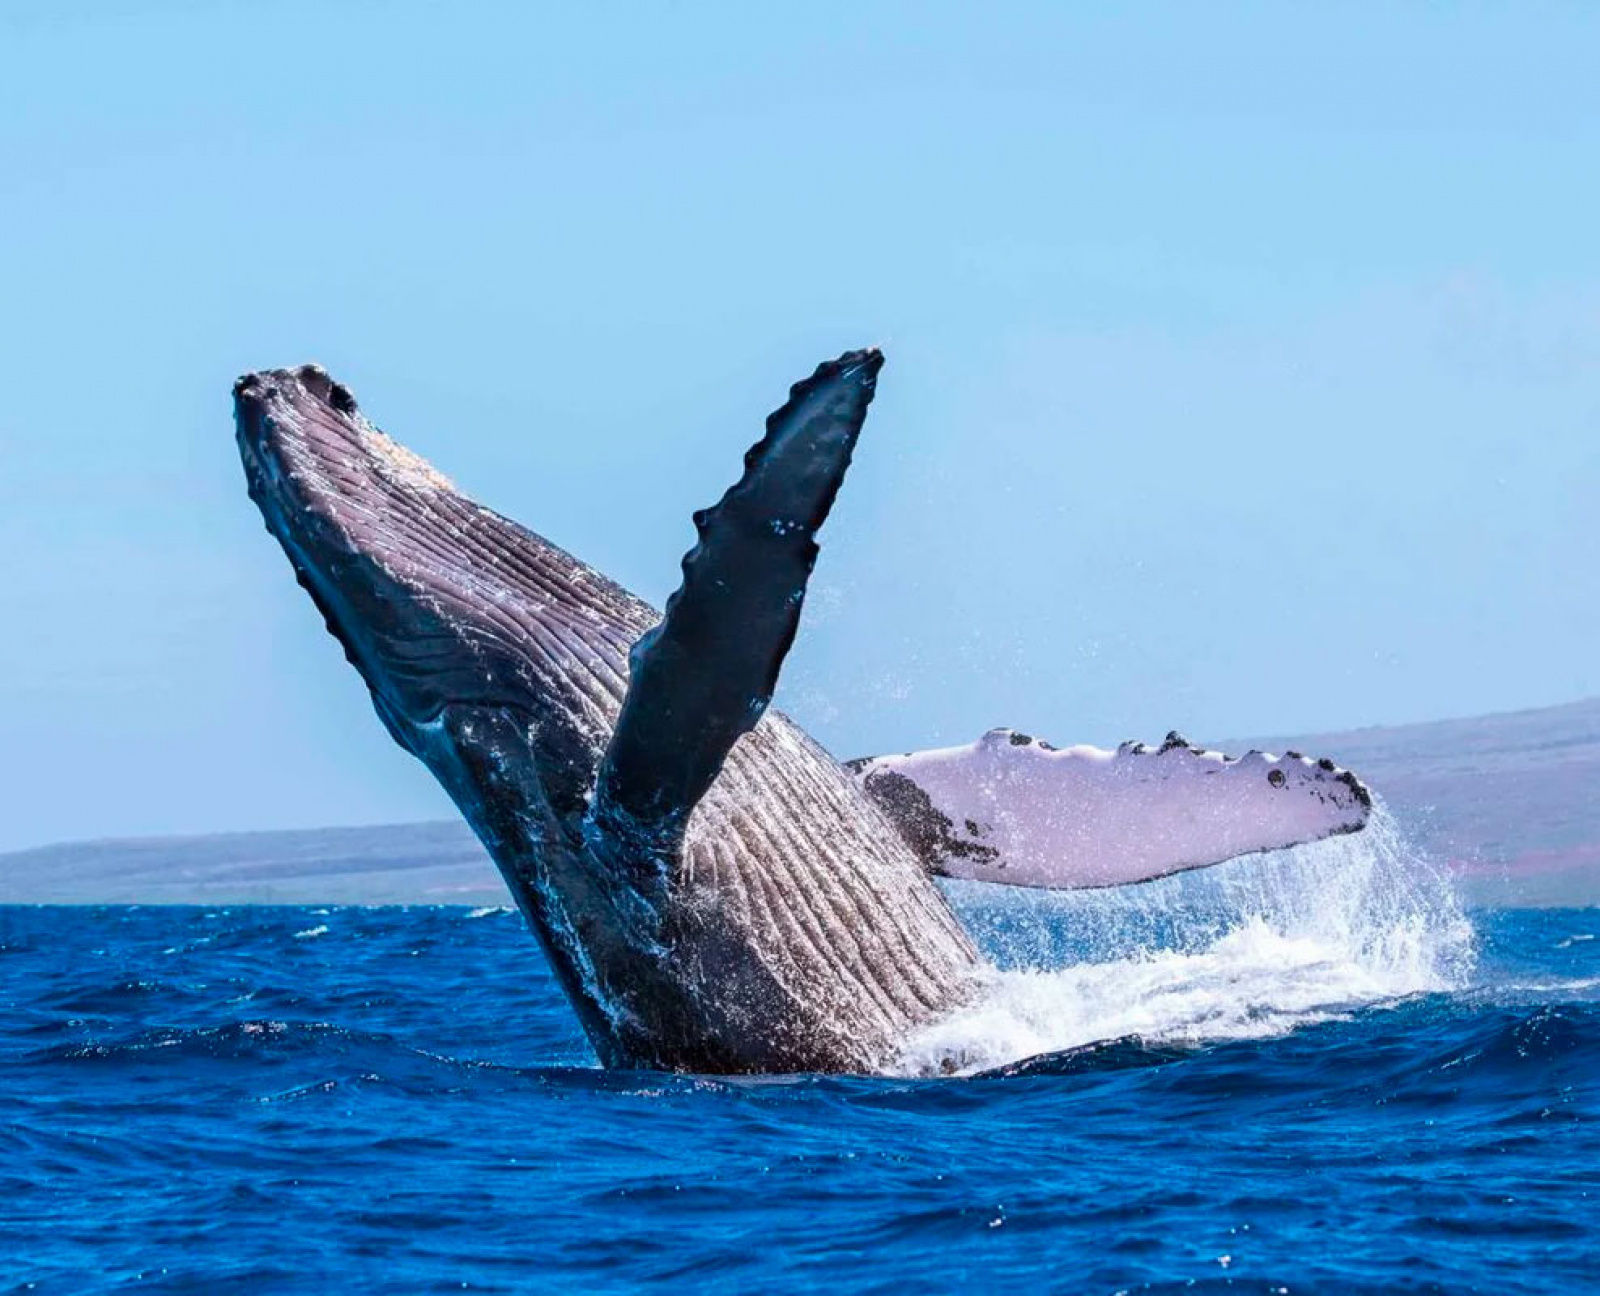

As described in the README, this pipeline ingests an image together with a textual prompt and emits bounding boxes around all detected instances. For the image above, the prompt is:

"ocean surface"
[3,813,1596,1294]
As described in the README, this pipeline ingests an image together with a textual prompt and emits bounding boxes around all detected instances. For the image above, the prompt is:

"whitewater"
[901,805,1475,1074]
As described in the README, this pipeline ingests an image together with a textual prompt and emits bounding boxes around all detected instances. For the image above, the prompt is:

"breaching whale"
[234,352,1370,1074]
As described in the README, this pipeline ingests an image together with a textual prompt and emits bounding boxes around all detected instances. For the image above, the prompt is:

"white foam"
[894,805,1473,1076]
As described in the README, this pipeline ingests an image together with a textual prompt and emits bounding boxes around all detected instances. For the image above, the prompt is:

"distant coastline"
[5,698,1597,908]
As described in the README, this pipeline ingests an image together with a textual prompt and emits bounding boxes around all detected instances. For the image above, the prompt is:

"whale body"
[235,351,1371,1074]
[235,355,980,1074]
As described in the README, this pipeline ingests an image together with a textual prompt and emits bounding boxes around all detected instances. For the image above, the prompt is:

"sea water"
[2,811,1595,1293]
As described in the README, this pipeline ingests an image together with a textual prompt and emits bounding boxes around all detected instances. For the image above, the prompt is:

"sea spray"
[896,803,1475,1075]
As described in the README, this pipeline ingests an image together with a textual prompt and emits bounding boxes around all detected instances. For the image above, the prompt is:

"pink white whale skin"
[847,728,1372,891]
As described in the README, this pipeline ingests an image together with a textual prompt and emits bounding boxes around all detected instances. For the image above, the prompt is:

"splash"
[895,804,1474,1076]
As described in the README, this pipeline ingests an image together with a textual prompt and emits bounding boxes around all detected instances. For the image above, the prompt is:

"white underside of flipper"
[847,729,1372,890]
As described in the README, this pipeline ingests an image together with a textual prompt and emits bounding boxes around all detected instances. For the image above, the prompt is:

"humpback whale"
[234,351,1370,1074]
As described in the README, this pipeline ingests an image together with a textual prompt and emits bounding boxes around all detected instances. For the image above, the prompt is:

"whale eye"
[1267,769,1286,788]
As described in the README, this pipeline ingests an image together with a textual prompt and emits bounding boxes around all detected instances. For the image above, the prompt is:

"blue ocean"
[4,817,1595,1294]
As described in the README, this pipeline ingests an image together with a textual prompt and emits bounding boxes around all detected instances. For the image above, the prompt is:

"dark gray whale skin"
[234,357,978,1074]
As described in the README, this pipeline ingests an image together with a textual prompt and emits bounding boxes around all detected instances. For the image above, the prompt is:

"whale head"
[232,364,655,821]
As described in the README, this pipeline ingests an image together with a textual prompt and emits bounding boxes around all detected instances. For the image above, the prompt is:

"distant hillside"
[1225,697,1600,907]
[0,821,496,906]
[3,699,1596,907]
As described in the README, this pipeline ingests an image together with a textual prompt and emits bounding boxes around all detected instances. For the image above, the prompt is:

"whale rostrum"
[235,352,1371,1074]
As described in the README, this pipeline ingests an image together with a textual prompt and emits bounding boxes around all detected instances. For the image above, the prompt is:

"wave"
[901,806,1475,1075]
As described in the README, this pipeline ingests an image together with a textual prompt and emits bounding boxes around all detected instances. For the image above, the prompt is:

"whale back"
[234,365,976,1072]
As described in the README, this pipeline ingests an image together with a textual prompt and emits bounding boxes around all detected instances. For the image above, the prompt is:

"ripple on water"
[0,857,1595,1294]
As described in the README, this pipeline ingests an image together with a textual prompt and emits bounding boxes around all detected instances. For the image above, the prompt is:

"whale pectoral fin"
[594,348,884,843]
[847,729,1373,890]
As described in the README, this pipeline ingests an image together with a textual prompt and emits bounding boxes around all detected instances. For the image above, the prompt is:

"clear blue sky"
[2,2,1596,851]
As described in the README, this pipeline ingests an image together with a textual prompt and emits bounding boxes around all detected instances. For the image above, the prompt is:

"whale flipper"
[848,729,1371,890]
[594,349,884,846]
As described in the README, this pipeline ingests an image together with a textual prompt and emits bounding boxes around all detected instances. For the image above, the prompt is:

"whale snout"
[233,364,360,466]
[231,360,659,817]
[234,362,351,404]
[232,363,426,556]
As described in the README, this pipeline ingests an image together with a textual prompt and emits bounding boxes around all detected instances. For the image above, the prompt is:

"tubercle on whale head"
[233,366,364,498]
[235,362,357,414]
[233,365,367,523]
